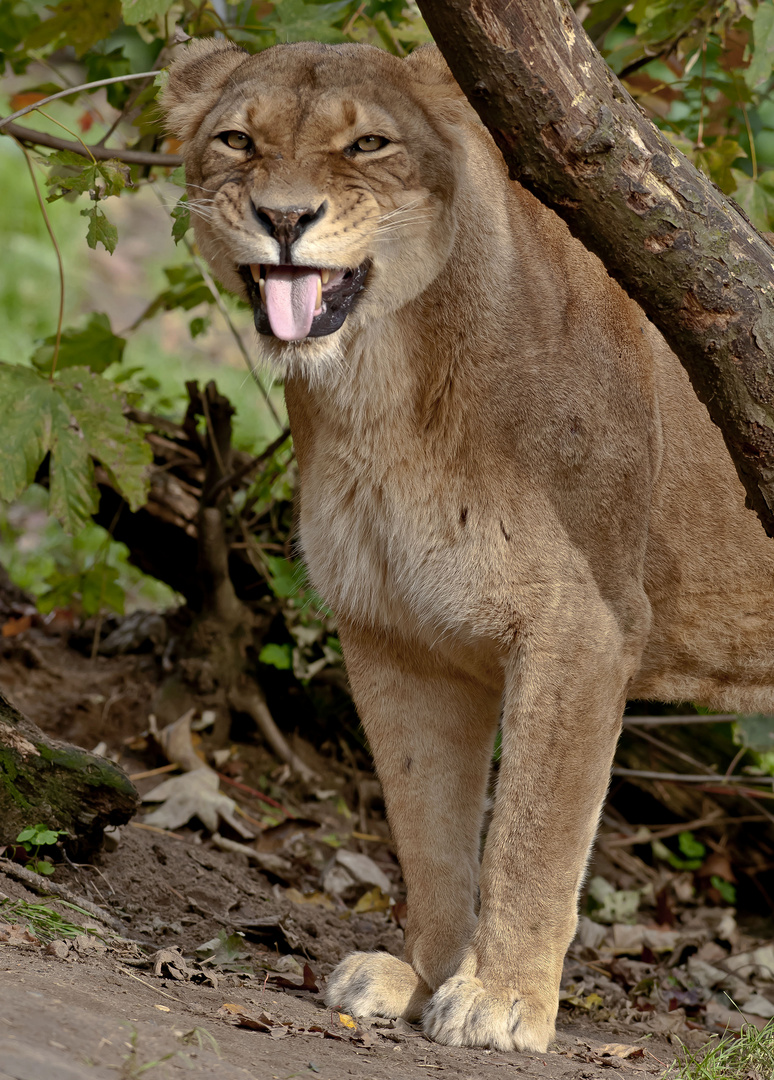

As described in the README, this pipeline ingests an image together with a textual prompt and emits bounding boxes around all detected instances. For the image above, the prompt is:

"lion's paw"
[423,974,554,1053]
[324,952,432,1022]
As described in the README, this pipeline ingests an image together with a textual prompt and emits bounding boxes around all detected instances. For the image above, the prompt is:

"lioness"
[164,40,774,1053]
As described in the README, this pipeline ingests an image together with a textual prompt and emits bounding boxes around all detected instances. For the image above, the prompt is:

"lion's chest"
[296,445,566,645]
[298,454,483,637]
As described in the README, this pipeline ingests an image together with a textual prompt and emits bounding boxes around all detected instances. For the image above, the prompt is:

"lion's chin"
[251,328,350,387]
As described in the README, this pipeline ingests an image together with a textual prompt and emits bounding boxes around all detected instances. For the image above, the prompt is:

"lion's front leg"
[324,625,501,1021]
[424,594,641,1053]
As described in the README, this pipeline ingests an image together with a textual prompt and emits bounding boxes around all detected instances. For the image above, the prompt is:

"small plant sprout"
[15,824,69,876]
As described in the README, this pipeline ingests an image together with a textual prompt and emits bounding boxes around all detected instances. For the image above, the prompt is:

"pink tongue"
[263,266,320,341]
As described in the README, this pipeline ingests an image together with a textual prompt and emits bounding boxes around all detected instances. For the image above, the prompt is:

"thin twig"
[216,771,293,817]
[207,427,291,504]
[185,242,285,431]
[36,109,96,162]
[603,813,768,848]
[0,70,165,128]
[626,723,714,773]
[0,858,127,935]
[611,766,772,785]
[152,177,285,432]
[228,683,318,783]
[16,139,64,378]
[3,120,182,165]
[622,714,738,727]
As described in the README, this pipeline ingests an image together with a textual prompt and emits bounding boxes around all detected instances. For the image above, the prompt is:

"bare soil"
[0,617,760,1080]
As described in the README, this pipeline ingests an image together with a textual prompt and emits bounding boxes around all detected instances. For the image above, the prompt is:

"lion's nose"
[253,202,327,263]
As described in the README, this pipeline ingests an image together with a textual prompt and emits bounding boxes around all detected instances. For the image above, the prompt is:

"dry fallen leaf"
[270,962,319,992]
[152,947,193,981]
[0,922,39,946]
[591,1044,644,1060]
[143,768,254,837]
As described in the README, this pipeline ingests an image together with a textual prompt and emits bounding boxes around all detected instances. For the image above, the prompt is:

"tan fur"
[164,40,774,1053]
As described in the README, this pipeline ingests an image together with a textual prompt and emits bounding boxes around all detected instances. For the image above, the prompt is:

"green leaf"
[746,0,774,88]
[693,139,746,195]
[263,0,353,43]
[24,0,121,58]
[15,827,37,844]
[259,642,294,670]
[678,831,706,860]
[81,204,118,253]
[0,0,41,69]
[32,859,55,875]
[171,197,190,244]
[0,364,57,504]
[0,363,151,532]
[32,312,126,374]
[265,556,301,599]
[139,264,214,322]
[189,316,209,339]
[710,875,737,904]
[169,164,186,187]
[628,0,706,50]
[85,46,132,109]
[32,828,60,846]
[47,153,128,202]
[56,367,152,512]
[652,838,703,872]
[731,169,774,231]
[80,565,124,616]
[735,712,774,752]
[121,0,175,26]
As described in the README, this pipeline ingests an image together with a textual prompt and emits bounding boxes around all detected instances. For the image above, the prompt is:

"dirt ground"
[0,825,674,1080]
[2,619,773,1080]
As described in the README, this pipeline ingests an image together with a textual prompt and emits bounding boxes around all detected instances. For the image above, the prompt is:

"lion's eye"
[352,134,388,153]
[220,131,252,151]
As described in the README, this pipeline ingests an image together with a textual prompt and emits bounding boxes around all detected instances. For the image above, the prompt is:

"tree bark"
[0,688,138,854]
[416,0,774,538]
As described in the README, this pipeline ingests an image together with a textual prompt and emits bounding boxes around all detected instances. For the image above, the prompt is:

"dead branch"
[228,682,318,784]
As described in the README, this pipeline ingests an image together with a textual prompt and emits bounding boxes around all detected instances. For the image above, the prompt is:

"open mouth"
[238,261,370,341]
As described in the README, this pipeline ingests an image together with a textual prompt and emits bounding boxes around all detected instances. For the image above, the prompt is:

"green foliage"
[0,896,108,940]
[15,823,68,876]
[0,361,151,533]
[653,834,706,871]
[32,312,126,374]
[666,1020,774,1079]
[582,0,774,229]
[0,487,178,615]
[81,204,119,253]
[259,642,294,670]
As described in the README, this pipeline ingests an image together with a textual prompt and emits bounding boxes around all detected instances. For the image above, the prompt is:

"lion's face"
[164,41,465,377]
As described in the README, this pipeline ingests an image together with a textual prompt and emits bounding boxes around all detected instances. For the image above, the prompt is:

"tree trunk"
[416,0,774,538]
[0,688,138,855]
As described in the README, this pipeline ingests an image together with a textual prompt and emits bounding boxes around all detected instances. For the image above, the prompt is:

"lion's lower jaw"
[251,327,350,386]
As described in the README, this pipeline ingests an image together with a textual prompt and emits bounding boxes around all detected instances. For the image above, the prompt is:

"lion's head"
[163,40,471,378]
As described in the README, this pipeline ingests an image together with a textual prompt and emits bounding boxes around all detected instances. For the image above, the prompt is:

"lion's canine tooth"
[250,263,261,283]
[259,278,266,304]
[321,268,331,285]
[316,276,322,309]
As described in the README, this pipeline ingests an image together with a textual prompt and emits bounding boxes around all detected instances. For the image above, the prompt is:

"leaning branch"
[416,0,774,538]
[3,121,182,167]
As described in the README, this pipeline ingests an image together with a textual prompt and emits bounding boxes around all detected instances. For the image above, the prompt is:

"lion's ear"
[403,44,473,123]
[162,38,249,143]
